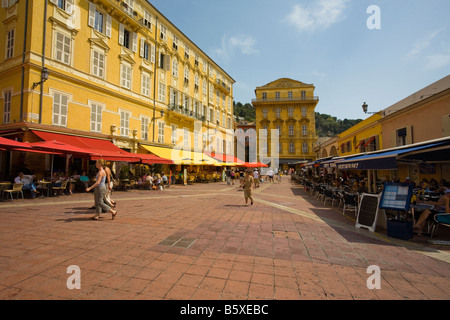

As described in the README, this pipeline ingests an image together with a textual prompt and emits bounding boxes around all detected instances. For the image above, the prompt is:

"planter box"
[387,220,413,240]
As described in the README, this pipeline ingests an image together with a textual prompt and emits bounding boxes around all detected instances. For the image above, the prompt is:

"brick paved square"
[0,179,448,302]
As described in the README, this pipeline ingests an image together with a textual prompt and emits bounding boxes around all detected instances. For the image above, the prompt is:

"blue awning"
[335,142,447,170]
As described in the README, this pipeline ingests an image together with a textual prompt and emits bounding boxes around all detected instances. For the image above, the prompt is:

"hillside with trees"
[233,102,362,137]
[315,112,363,137]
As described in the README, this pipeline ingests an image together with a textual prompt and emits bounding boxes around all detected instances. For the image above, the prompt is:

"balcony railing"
[168,104,206,122]
[252,96,319,103]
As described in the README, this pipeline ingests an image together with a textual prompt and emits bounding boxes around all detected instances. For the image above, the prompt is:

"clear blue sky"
[149,0,450,120]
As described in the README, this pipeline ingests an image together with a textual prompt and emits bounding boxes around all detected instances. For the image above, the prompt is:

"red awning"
[239,162,269,168]
[205,152,246,165]
[355,140,365,149]
[29,140,101,157]
[363,136,376,148]
[31,131,140,162]
[0,137,32,149]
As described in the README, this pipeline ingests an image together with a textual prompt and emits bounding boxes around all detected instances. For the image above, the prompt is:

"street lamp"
[32,67,49,89]
[151,110,165,142]
[362,102,378,115]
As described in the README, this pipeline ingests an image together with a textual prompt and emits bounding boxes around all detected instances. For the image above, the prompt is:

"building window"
[275,125,281,136]
[88,3,111,37]
[262,92,267,100]
[6,29,14,59]
[288,107,294,117]
[2,0,17,8]
[275,92,280,100]
[288,125,294,137]
[141,117,149,141]
[119,24,136,52]
[275,108,281,118]
[301,107,307,117]
[183,128,189,147]
[53,92,68,127]
[396,127,407,146]
[141,72,150,97]
[288,91,293,99]
[160,24,167,41]
[158,122,165,143]
[301,91,306,99]
[122,0,134,16]
[172,59,178,78]
[302,125,308,136]
[158,83,166,103]
[121,63,132,89]
[171,124,178,145]
[289,142,295,153]
[52,0,74,14]
[262,108,268,118]
[302,143,308,153]
[90,103,103,133]
[55,31,71,65]
[3,91,11,124]
[92,49,105,78]
[143,10,152,29]
[94,10,104,33]
[120,111,130,136]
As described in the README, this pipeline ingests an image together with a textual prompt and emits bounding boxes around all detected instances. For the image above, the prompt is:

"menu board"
[356,193,381,232]
[379,183,413,211]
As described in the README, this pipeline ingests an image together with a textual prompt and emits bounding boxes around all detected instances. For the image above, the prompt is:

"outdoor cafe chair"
[52,180,68,197]
[430,213,450,241]
[323,189,338,207]
[4,183,24,201]
[342,192,358,216]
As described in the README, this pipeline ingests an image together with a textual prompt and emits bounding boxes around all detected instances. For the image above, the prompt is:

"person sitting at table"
[14,172,39,198]
[153,174,162,190]
[413,189,450,235]
[79,171,89,189]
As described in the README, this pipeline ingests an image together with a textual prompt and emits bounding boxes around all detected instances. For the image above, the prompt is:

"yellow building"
[0,0,234,173]
[337,112,383,157]
[252,78,318,169]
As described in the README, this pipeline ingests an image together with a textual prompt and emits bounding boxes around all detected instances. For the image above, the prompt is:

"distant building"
[252,78,319,169]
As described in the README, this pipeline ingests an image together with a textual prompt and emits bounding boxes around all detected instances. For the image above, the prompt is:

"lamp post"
[362,102,378,115]
[152,110,165,142]
[32,67,49,89]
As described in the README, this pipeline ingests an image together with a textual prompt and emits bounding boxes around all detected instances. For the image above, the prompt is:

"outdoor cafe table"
[37,181,51,197]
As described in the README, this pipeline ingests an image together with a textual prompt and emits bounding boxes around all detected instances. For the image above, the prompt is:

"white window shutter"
[2,0,9,8]
[132,32,138,52]
[140,38,145,57]
[88,3,95,27]
[106,15,112,38]
[164,54,170,71]
[151,44,155,63]
[66,0,74,14]
[119,23,124,45]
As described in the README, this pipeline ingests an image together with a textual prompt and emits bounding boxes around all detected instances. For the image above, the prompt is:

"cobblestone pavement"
[0,178,449,300]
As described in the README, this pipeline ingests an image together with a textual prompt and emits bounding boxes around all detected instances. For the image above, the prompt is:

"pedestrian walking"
[253,169,260,188]
[104,161,116,208]
[86,159,118,221]
[243,170,254,206]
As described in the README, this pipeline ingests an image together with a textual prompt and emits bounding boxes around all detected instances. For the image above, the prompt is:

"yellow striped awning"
[140,145,221,166]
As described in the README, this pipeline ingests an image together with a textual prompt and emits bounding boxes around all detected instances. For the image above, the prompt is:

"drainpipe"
[39,0,48,124]
[20,0,29,122]
[152,17,159,142]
